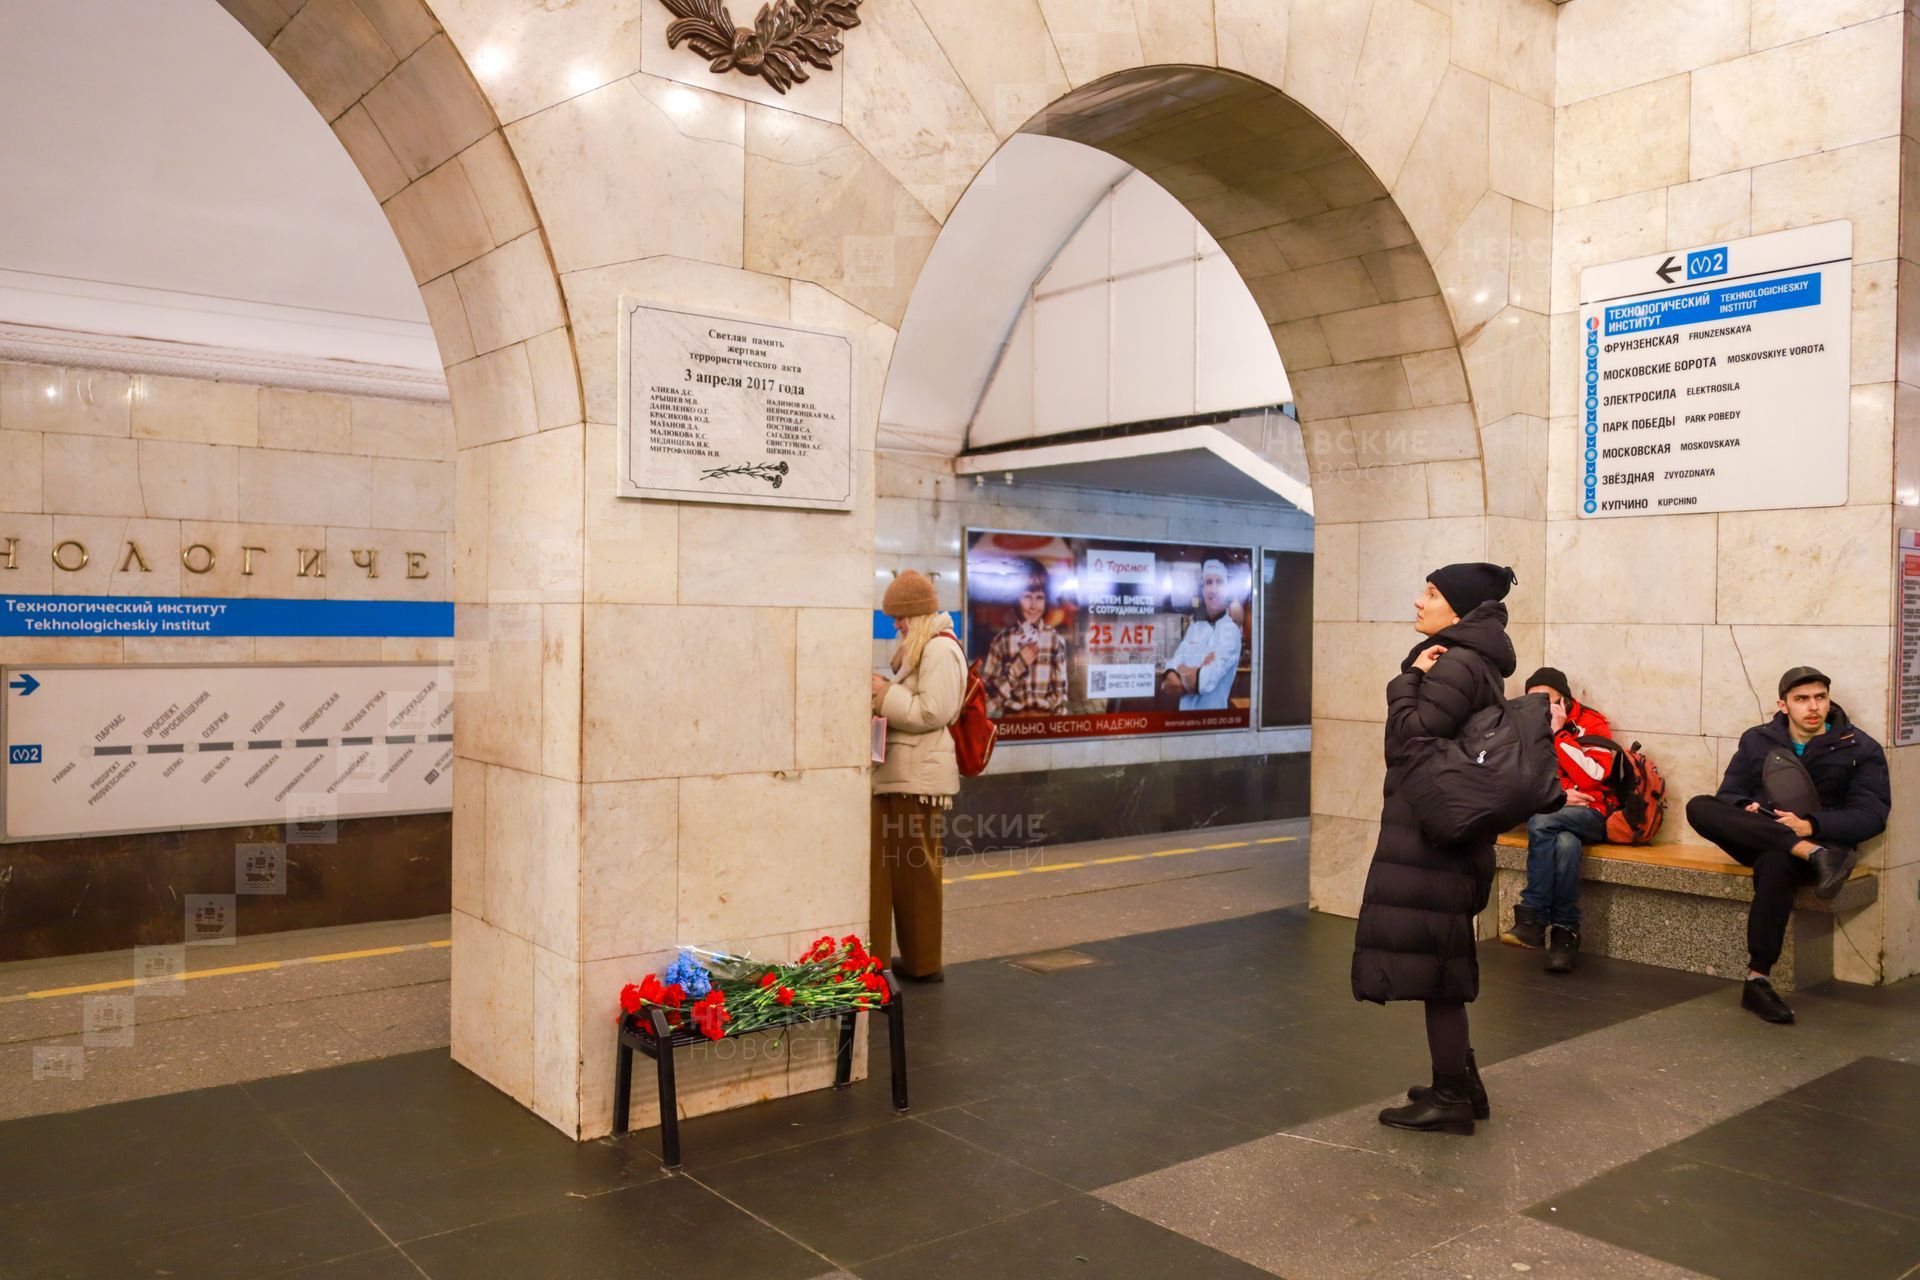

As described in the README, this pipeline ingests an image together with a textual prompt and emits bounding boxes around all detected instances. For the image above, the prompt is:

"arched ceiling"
[0,0,435,373]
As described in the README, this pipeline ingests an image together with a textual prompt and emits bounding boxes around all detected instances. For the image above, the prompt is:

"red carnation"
[775,986,794,1006]
[759,971,778,988]
[619,983,644,1014]
[661,983,686,1008]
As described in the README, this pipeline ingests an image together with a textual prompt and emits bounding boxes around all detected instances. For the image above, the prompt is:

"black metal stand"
[611,977,908,1170]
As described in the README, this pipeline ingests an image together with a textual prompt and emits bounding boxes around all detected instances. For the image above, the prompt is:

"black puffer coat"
[1351,602,1516,1005]
[1712,702,1890,846]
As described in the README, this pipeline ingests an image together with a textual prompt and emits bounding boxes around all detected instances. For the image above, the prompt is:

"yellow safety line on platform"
[943,835,1297,884]
[3,937,453,1004]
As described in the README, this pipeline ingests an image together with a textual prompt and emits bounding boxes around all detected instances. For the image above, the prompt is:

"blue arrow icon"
[9,673,39,696]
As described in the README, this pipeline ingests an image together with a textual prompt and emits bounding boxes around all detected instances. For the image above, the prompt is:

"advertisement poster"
[963,530,1257,740]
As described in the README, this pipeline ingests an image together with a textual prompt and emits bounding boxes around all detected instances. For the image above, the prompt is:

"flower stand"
[612,974,909,1169]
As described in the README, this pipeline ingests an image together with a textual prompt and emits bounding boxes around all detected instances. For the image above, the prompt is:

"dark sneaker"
[1810,845,1860,901]
[1545,925,1580,974]
[1499,905,1547,949]
[1742,977,1795,1024]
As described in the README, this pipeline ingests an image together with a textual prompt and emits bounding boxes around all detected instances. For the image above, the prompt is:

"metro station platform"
[2,823,1915,1280]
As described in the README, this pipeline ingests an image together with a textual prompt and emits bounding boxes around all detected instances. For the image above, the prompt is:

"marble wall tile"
[0,431,39,512]
[1554,0,1745,107]
[319,526,448,600]
[485,424,584,602]
[366,457,453,531]
[483,763,582,957]
[121,636,257,663]
[351,0,440,58]
[531,945,582,1134]
[1484,514,1544,625]
[446,343,538,449]
[1555,74,1689,210]
[1309,461,1430,524]
[909,0,1071,138]
[1454,0,1554,103]
[259,388,352,454]
[1488,83,1552,211]
[1342,402,1479,469]
[43,435,142,518]
[1310,717,1386,822]
[1305,811,1378,919]
[1508,200,1551,317]
[676,768,869,941]
[583,604,796,780]
[841,0,1000,222]
[1427,459,1486,518]
[1360,246,1441,305]
[177,521,325,599]
[458,132,539,246]
[1341,0,1450,186]
[0,635,120,664]
[1544,514,1717,624]
[1873,858,1919,981]
[1690,17,1902,180]
[131,375,258,447]
[1282,0,1371,125]
[677,470,875,610]
[1402,349,1471,408]
[542,602,582,780]
[1432,190,1512,338]
[1545,622,1704,736]
[1319,295,1456,365]
[332,103,410,201]
[419,274,478,367]
[796,608,879,772]
[451,757,487,918]
[1700,623,1891,743]
[1268,318,1332,372]
[1752,0,1899,50]
[580,779,677,961]
[1480,414,1546,520]
[1274,198,1422,270]
[1133,0,1214,63]
[450,908,534,1107]
[453,609,543,775]
[1460,306,1549,425]
[1550,187,1666,315]
[268,0,395,123]
[1749,137,1901,264]
[1216,0,1288,86]
[1355,515,1488,622]
[362,34,495,181]
[509,76,744,276]
[1543,414,1577,520]
[453,231,568,356]
[382,160,495,284]
[1037,0,1147,87]
[237,448,372,528]
[47,516,182,596]
[433,0,645,125]
[1618,730,1721,844]
[1314,521,1359,621]
[1287,358,1412,419]
[0,363,130,437]
[744,109,940,328]
[583,423,677,606]
[560,257,790,427]
[251,635,381,661]
[352,396,453,461]
[1248,259,1382,326]
[1852,382,1894,506]
[1667,171,1752,249]
[524,327,581,432]
[1391,66,1491,258]
[136,441,241,521]
[1718,505,1892,626]
[576,950,675,1138]
[220,0,301,45]
[1547,312,1579,420]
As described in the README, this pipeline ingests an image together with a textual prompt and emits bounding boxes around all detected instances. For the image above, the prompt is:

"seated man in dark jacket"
[1685,666,1890,1025]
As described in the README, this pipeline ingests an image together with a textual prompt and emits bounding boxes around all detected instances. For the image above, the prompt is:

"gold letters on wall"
[1,540,434,583]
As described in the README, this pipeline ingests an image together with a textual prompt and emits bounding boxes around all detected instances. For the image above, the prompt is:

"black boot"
[1810,845,1859,901]
[1545,925,1580,974]
[1499,905,1546,949]
[1742,976,1794,1024]
[1407,1048,1490,1119]
[1380,1071,1476,1135]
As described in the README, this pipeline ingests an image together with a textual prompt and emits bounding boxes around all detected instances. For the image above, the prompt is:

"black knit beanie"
[1426,563,1516,617]
[1523,666,1571,702]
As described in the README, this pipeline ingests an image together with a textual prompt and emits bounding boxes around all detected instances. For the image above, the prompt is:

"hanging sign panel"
[618,298,855,511]
[1576,221,1851,518]
[1897,530,1920,748]
[1,664,452,841]
[961,529,1258,741]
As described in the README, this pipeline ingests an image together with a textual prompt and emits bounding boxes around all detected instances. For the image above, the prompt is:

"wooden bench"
[1483,832,1879,990]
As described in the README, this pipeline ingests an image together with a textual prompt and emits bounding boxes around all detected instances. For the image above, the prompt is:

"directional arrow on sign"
[8,673,39,696]
[1656,255,1682,284]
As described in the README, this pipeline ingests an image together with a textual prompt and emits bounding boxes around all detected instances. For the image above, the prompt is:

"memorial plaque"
[1576,222,1852,518]
[618,299,855,511]
[1897,529,1920,748]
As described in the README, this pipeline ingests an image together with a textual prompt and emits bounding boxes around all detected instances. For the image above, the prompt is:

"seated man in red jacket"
[1500,667,1614,973]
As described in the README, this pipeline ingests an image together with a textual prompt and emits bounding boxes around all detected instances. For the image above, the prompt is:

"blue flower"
[663,952,712,998]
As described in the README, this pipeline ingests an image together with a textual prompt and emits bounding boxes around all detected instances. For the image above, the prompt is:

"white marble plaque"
[618,300,855,511]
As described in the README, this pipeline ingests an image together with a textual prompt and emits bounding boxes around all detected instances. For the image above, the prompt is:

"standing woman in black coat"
[1352,562,1517,1136]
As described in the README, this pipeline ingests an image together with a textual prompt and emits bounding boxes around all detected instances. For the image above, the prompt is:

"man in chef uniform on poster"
[1161,559,1242,711]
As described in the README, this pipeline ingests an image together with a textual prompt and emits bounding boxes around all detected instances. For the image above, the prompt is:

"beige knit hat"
[882,569,938,618]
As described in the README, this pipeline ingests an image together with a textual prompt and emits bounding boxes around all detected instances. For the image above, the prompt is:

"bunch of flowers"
[618,936,891,1042]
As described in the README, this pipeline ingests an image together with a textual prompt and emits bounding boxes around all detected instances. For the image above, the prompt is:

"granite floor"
[2,823,1917,1278]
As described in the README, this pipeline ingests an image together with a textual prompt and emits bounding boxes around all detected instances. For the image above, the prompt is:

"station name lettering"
[0,537,432,580]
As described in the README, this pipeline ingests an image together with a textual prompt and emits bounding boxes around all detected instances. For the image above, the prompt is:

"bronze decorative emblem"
[658,0,862,94]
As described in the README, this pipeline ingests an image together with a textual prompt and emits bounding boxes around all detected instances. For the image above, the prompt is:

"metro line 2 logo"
[8,744,42,764]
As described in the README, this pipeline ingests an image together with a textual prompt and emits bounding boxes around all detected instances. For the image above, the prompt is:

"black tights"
[1424,1000,1470,1075]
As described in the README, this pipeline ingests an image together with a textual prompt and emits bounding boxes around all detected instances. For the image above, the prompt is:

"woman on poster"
[979,558,1070,718]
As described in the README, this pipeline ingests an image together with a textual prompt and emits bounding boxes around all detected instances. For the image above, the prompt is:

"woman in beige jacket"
[870,569,967,982]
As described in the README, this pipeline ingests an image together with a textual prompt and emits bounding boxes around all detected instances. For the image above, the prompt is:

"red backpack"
[1585,736,1667,844]
[937,633,996,777]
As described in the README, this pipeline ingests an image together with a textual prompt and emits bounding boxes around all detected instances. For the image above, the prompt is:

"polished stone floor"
[2,824,1917,1278]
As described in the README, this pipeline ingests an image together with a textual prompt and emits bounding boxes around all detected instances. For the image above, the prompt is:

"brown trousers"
[870,793,946,977]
